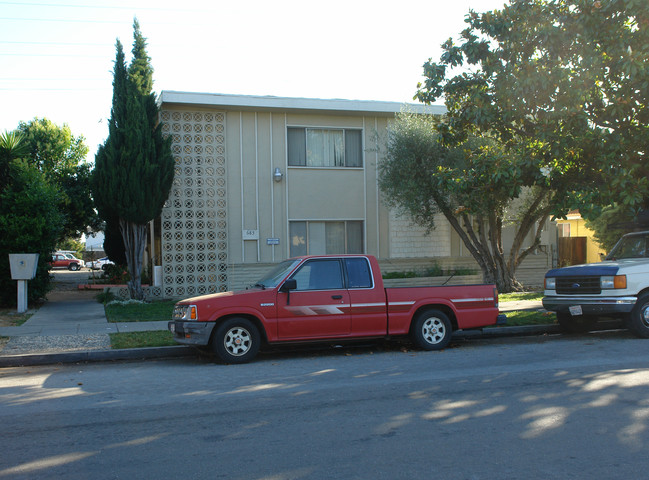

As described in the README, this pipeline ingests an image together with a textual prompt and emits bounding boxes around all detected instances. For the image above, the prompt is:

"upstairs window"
[288,127,362,167]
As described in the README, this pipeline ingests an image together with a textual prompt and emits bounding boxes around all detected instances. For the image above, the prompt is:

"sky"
[0,0,507,161]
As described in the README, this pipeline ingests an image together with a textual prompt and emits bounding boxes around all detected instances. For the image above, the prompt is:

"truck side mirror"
[280,279,297,305]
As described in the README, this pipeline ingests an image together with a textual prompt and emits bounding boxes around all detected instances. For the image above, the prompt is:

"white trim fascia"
[160,91,445,116]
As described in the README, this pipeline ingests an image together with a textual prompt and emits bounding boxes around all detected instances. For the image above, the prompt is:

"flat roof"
[159,91,446,116]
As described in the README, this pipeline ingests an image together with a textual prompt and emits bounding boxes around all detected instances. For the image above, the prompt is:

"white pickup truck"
[543,230,649,337]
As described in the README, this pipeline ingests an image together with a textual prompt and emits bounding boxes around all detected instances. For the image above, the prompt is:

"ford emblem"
[572,283,580,289]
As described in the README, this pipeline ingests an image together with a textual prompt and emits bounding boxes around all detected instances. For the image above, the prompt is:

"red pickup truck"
[169,255,505,363]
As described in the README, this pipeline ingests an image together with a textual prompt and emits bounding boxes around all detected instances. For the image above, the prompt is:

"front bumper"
[542,295,637,316]
[168,321,216,346]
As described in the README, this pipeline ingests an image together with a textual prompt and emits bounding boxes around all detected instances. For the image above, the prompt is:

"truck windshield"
[254,259,302,289]
[607,233,649,260]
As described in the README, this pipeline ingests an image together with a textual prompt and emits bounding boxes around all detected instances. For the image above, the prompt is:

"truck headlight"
[601,275,626,289]
[545,277,556,290]
[173,304,198,320]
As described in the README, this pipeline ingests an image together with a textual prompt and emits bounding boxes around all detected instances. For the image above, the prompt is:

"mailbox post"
[9,254,39,314]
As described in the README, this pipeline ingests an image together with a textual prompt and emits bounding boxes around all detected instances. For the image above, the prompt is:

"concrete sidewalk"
[0,289,170,337]
[0,288,190,365]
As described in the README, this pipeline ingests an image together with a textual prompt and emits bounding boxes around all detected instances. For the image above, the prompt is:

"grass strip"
[109,331,176,349]
[501,310,556,326]
[499,292,544,302]
[0,310,33,327]
[105,300,175,323]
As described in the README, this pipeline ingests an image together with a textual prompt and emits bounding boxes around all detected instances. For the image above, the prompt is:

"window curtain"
[307,129,344,167]
[346,221,363,254]
[289,222,307,257]
[345,130,362,167]
[287,128,306,166]
[325,222,346,254]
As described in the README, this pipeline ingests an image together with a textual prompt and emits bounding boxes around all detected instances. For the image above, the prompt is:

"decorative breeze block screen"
[160,110,228,298]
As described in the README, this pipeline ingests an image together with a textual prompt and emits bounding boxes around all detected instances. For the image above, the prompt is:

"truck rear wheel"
[411,310,452,351]
[627,293,649,338]
[212,317,260,364]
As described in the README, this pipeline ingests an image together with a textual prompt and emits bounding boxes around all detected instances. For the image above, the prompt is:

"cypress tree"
[92,22,173,300]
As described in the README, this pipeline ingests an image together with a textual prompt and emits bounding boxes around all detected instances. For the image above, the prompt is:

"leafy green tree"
[17,118,99,240]
[415,0,649,217]
[92,21,173,300]
[396,0,649,289]
[379,113,558,291]
[17,118,88,177]
[57,238,85,257]
[0,133,63,306]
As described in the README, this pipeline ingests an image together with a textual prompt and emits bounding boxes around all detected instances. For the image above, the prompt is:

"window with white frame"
[289,221,364,257]
[558,223,571,237]
[287,127,363,167]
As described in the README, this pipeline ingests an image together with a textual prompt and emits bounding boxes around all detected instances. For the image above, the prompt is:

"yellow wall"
[556,216,607,263]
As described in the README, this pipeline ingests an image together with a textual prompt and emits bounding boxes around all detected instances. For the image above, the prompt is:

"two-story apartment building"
[148,91,551,298]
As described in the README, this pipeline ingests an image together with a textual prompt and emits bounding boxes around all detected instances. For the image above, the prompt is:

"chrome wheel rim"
[422,317,446,345]
[224,327,252,356]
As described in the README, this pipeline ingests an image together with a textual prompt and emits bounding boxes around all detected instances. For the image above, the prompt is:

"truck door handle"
[331,295,343,300]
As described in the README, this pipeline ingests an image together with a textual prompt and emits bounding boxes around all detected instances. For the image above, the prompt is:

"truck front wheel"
[411,310,452,351]
[212,317,260,364]
[627,293,649,338]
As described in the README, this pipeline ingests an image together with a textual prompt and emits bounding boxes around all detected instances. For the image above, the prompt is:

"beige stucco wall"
[223,110,391,264]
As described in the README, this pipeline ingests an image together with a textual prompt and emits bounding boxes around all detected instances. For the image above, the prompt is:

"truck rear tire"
[556,311,593,333]
[627,293,649,338]
[212,317,260,364]
[411,309,452,351]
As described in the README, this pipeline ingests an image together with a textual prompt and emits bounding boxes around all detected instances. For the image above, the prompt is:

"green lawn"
[501,309,556,326]
[105,300,175,323]
[499,292,544,302]
[109,331,176,349]
[104,300,177,349]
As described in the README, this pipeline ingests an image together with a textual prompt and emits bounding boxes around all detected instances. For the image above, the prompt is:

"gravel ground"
[1,334,111,355]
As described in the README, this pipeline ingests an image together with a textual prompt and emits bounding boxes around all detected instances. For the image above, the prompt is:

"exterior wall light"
[273,167,283,182]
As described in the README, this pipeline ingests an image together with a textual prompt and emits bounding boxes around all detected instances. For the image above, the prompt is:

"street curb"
[0,345,197,368]
[454,324,561,339]
[0,325,562,367]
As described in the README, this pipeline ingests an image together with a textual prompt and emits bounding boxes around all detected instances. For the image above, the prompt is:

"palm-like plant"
[0,131,28,181]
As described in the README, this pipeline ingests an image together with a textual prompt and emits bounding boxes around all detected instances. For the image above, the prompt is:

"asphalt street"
[1,330,648,479]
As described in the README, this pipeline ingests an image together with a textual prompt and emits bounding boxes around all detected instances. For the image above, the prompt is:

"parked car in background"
[50,252,84,271]
[88,257,114,270]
